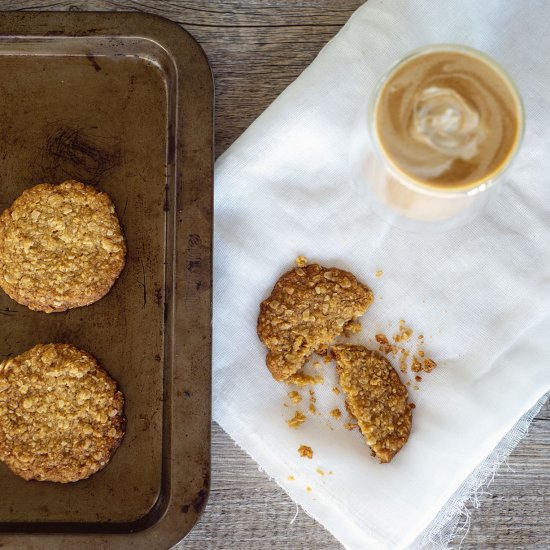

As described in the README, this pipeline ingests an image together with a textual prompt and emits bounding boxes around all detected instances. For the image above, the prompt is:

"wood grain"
[2,2,550,549]
[10,0,362,158]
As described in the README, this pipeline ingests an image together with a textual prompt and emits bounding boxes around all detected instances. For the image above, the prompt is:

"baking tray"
[0,11,213,549]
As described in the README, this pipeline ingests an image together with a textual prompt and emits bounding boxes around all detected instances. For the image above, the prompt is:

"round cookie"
[257,259,374,382]
[0,343,125,483]
[0,180,126,313]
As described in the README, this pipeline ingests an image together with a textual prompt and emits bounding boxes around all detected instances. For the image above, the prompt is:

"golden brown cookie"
[0,343,125,483]
[332,344,412,463]
[0,181,126,313]
[257,260,373,382]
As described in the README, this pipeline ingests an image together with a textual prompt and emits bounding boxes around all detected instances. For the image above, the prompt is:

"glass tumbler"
[350,44,524,232]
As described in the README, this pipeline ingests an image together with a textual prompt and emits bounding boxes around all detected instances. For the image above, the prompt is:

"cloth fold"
[213,1,550,548]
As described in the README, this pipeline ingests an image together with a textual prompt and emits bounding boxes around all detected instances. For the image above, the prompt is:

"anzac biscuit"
[258,260,373,382]
[0,181,126,313]
[332,344,412,463]
[0,343,125,483]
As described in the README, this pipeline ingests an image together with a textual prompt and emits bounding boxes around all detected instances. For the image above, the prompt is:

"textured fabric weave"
[213,1,550,548]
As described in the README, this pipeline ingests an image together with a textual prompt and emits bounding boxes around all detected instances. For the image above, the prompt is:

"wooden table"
[6,1,550,548]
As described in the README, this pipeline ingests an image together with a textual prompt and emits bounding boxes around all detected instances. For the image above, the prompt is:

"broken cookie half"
[332,344,412,463]
[257,260,373,382]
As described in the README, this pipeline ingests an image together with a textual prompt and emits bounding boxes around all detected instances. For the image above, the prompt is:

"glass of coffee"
[351,44,524,231]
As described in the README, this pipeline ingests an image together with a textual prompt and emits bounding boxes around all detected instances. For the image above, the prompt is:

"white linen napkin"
[212,1,550,548]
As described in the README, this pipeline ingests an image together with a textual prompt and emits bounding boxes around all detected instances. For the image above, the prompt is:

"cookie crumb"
[423,358,437,372]
[287,373,324,386]
[375,270,383,277]
[399,349,409,374]
[393,323,413,343]
[288,390,302,404]
[298,445,313,459]
[308,390,318,415]
[332,386,340,395]
[411,356,422,373]
[376,322,437,378]
[344,422,358,431]
[415,375,422,382]
[288,475,295,481]
[375,333,394,355]
[316,467,325,476]
[316,344,328,356]
[330,408,342,419]
[287,411,306,429]
[343,320,362,337]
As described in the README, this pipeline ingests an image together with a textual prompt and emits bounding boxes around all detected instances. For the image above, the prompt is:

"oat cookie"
[332,344,412,463]
[0,343,125,483]
[257,260,373,382]
[0,181,126,313]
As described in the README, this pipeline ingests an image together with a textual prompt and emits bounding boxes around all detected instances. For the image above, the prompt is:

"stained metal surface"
[0,11,213,549]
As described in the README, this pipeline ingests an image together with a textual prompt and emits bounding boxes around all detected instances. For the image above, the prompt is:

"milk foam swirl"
[412,86,484,160]
[374,49,521,190]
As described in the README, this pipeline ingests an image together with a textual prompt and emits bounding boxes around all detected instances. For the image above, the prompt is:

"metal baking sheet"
[0,11,212,549]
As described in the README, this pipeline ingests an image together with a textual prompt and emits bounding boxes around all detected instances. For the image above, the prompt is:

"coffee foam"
[374,48,522,191]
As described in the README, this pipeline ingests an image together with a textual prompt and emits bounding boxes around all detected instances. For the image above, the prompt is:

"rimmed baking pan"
[0,11,213,549]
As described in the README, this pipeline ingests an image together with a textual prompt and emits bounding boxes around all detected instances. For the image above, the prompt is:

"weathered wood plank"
[1,2,548,548]
[182,422,343,550]
[457,401,550,549]
[11,0,364,25]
